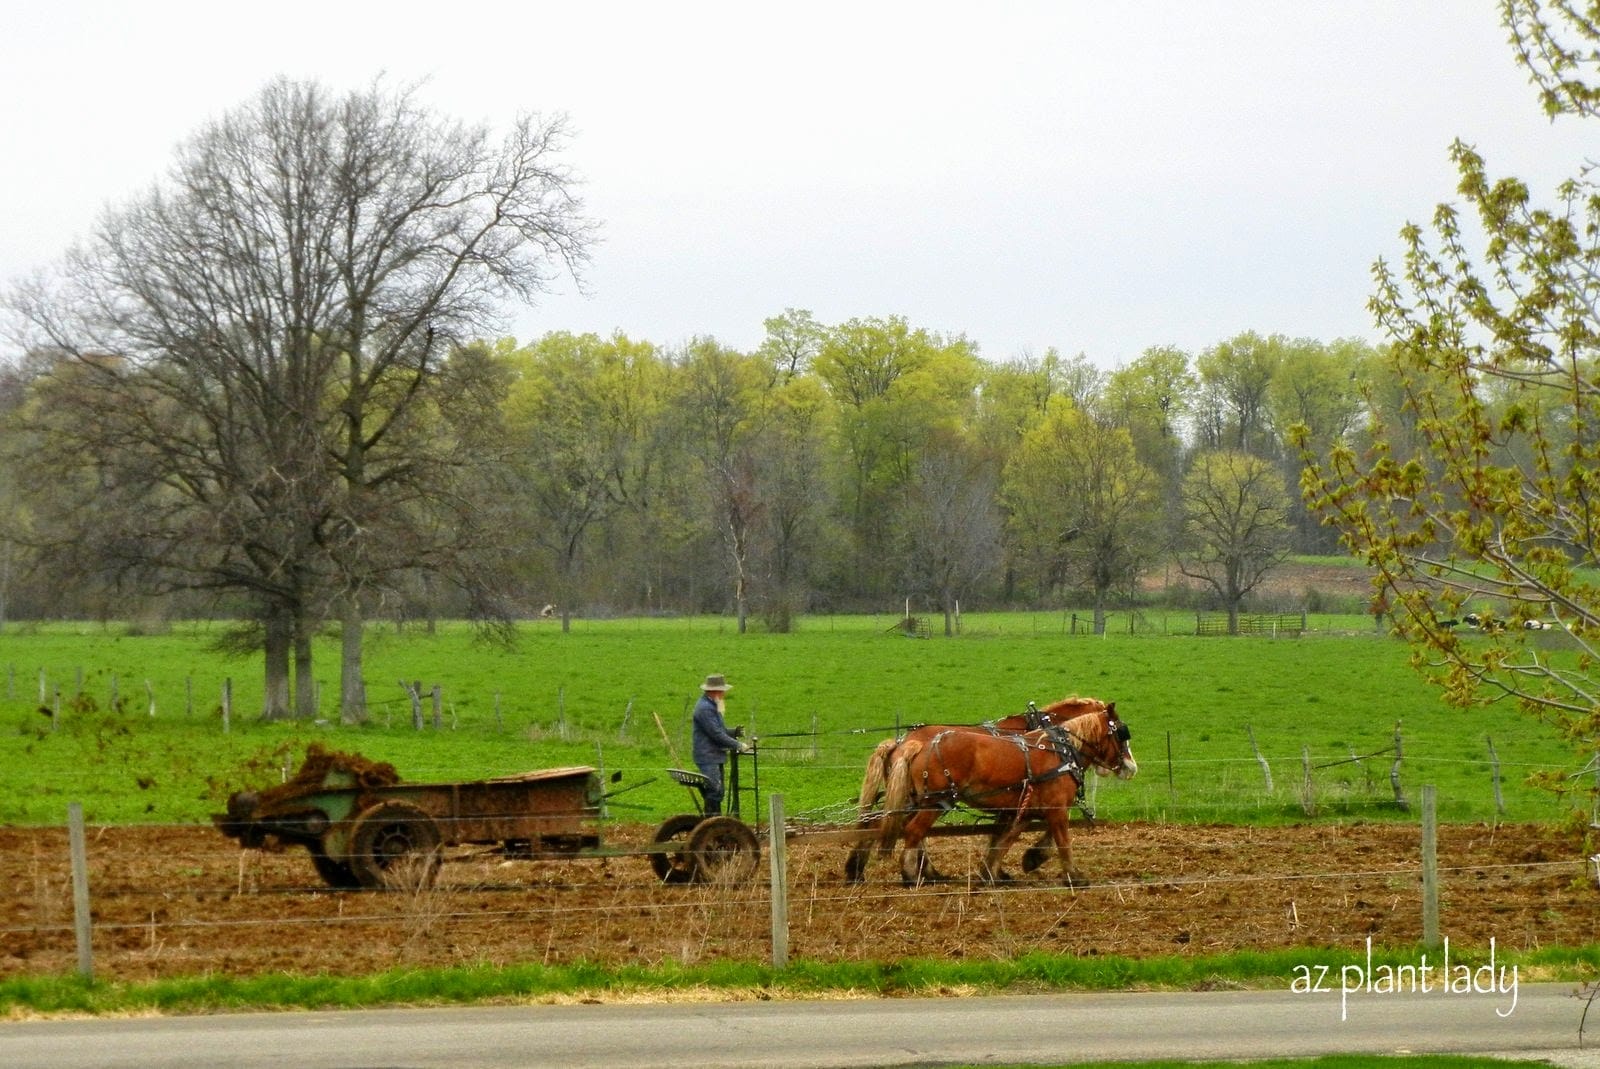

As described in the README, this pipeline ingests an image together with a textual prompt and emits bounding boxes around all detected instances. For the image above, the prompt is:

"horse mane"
[1036,694,1108,717]
[1056,705,1110,741]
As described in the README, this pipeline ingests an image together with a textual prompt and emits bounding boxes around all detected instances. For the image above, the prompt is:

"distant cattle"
[1456,612,1548,633]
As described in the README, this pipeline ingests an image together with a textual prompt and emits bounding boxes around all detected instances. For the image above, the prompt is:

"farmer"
[691,673,751,816]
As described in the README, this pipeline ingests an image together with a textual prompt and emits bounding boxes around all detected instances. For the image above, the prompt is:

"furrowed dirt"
[1,819,1594,984]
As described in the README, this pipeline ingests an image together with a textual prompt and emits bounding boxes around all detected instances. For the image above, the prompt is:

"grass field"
[0,613,1586,828]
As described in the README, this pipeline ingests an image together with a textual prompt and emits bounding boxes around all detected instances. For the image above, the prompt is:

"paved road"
[2,983,1594,1069]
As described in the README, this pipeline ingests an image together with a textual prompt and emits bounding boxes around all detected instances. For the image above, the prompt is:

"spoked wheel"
[649,813,703,884]
[346,801,442,891]
[687,816,760,884]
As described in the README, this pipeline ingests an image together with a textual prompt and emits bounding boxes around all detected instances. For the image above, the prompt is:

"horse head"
[1067,702,1137,780]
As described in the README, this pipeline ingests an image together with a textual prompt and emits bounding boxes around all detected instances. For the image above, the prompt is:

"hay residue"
[255,743,400,807]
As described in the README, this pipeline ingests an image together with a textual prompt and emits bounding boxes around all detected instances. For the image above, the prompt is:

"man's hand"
[737,741,755,755]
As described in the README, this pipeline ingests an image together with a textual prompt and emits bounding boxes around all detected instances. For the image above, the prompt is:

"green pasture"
[0,612,1586,829]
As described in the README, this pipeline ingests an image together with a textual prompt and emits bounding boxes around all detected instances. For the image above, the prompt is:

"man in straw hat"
[691,673,751,816]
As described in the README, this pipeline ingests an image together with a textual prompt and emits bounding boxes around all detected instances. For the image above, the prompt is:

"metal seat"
[667,768,711,790]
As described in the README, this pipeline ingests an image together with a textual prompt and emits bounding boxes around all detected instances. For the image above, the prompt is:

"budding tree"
[1301,0,1599,814]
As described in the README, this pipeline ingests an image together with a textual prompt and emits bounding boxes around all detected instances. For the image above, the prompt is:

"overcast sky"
[4,1,1596,368]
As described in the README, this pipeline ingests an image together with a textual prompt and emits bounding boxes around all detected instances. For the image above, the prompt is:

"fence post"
[222,678,231,734]
[557,685,567,740]
[769,793,789,969]
[1246,725,1273,792]
[431,684,442,731]
[1390,721,1408,811]
[1486,735,1505,818]
[145,680,155,718]
[52,687,60,733]
[39,666,46,704]
[1299,745,1316,816]
[68,802,93,980]
[1421,784,1439,949]
[402,681,422,730]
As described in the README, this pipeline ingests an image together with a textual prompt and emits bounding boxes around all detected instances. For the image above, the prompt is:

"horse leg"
[1043,806,1083,886]
[898,810,942,886]
[981,820,1028,884]
[1020,830,1053,874]
[844,819,878,882]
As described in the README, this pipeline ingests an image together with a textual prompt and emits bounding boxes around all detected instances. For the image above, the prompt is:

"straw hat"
[700,674,732,693]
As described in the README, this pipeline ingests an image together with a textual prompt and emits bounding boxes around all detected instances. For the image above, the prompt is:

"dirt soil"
[2,818,1594,984]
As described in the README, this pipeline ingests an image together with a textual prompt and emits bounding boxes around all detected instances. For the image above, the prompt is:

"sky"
[4,1,1597,369]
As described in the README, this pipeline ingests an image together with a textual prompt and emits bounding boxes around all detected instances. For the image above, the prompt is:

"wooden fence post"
[1300,745,1316,816]
[1486,735,1505,817]
[399,681,421,730]
[769,793,789,969]
[145,679,155,717]
[52,687,61,732]
[222,678,231,734]
[1390,720,1408,811]
[1246,725,1273,792]
[431,684,442,731]
[68,802,93,980]
[557,685,567,740]
[1421,784,1439,949]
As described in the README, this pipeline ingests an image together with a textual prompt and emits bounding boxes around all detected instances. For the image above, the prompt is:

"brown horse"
[874,704,1135,885]
[844,694,1109,882]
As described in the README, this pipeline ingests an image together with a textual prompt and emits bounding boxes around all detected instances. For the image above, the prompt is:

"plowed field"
[1,820,1594,983]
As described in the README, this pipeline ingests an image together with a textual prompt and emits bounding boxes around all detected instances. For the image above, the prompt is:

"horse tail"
[857,738,898,823]
[877,738,923,853]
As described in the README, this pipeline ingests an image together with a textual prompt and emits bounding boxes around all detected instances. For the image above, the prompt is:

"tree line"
[0,43,1578,752]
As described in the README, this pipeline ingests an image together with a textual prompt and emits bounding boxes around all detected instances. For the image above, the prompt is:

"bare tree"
[1178,450,1292,633]
[5,78,591,719]
[900,434,1002,635]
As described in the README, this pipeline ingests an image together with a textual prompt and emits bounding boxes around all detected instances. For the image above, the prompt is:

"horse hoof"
[1021,847,1048,873]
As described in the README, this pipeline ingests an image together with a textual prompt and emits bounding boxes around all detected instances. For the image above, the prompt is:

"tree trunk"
[340,597,367,725]
[262,610,292,720]
[293,626,315,720]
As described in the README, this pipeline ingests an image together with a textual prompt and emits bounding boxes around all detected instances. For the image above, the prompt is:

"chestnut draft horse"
[876,705,1135,886]
[844,694,1109,882]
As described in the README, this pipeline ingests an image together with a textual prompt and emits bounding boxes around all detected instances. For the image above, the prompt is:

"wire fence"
[4,798,1596,985]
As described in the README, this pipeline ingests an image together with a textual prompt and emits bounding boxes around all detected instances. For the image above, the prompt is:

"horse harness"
[923,722,1088,815]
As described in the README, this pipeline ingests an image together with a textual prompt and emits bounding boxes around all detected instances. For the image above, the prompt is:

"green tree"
[1266,337,1368,552]
[675,338,772,632]
[503,332,661,630]
[813,316,981,594]
[1002,399,1161,630]
[1195,332,1283,455]
[1303,1,1600,813]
